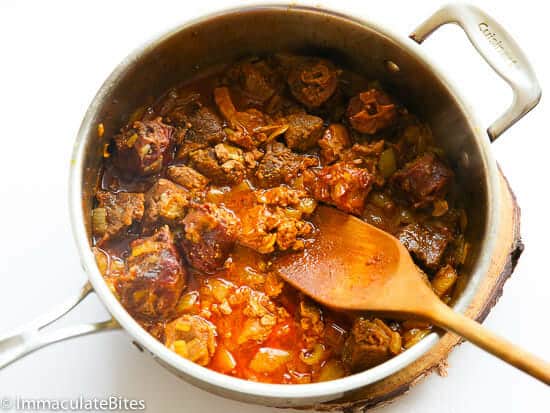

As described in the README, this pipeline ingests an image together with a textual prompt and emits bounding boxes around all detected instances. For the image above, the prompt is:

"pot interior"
[77,4,490,398]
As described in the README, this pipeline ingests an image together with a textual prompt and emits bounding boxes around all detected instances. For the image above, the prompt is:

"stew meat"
[92,54,469,383]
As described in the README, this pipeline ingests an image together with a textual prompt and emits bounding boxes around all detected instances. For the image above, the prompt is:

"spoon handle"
[428,300,550,385]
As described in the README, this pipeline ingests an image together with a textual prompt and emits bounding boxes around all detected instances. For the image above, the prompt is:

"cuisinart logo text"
[478,22,518,65]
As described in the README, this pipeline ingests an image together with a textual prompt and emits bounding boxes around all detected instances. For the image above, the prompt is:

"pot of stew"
[0,3,541,408]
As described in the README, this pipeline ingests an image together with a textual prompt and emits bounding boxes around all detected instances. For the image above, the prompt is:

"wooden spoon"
[273,205,550,384]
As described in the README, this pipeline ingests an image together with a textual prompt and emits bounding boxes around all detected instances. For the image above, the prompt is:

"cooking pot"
[0,3,540,408]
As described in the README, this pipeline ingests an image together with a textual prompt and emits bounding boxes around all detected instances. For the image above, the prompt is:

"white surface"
[0,0,548,412]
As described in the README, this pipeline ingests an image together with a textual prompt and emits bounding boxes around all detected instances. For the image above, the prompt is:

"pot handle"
[0,281,120,369]
[410,3,541,141]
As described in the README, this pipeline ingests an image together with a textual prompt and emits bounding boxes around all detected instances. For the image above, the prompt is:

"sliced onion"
[92,208,107,235]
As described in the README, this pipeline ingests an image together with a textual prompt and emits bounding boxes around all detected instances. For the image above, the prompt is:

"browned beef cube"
[93,191,145,241]
[242,148,265,169]
[392,153,453,208]
[117,226,186,321]
[397,223,453,269]
[346,89,397,134]
[287,57,338,108]
[175,140,207,162]
[143,179,191,232]
[184,106,227,145]
[318,123,351,164]
[189,144,246,186]
[113,118,174,176]
[303,162,374,215]
[167,165,209,191]
[343,318,401,372]
[189,148,224,182]
[163,94,226,145]
[284,113,324,151]
[180,203,240,273]
[165,315,218,366]
[255,142,318,188]
[230,59,278,103]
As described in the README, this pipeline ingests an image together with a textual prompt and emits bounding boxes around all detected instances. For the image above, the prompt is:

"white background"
[0,1,548,412]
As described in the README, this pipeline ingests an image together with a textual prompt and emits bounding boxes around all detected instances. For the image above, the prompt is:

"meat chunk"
[229,59,278,103]
[263,272,285,298]
[117,226,186,321]
[238,203,313,254]
[237,187,316,254]
[184,106,227,145]
[256,186,317,212]
[287,57,338,108]
[164,94,226,145]
[318,124,351,164]
[284,113,324,151]
[113,118,174,176]
[263,93,307,118]
[167,165,209,191]
[93,191,145,241]
[214,87,273,150]
[346,89,397,134]
[189,144,246,185]
[303,162,374,215]
[391,153,453,208]
[180,203,240,273]
[275,219,312,252]
[175,139,207,162]
[242,148,265,169]
[214,141,245,164]
[299,299,324,348]
[165,315,217,366]
[343,318,401,372]
[158,91,197,122]
[397,223,453,269]
[255,142,318,188]
[341,141,386,183]
[143,178,190,232]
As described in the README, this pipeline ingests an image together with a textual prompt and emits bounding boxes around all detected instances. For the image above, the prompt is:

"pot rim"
[69,3,500,401]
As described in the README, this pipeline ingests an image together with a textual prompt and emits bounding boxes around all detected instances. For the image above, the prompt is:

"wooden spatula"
[273,205,550,384]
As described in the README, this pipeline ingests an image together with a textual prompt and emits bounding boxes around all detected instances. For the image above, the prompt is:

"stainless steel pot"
[0,3,540,407]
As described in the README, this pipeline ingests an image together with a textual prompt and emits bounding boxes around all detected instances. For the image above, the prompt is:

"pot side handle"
[0,282,120,369]
[410,3,541,141]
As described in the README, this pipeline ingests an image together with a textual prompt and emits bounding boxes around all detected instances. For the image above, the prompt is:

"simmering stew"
[91,54,469,383]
